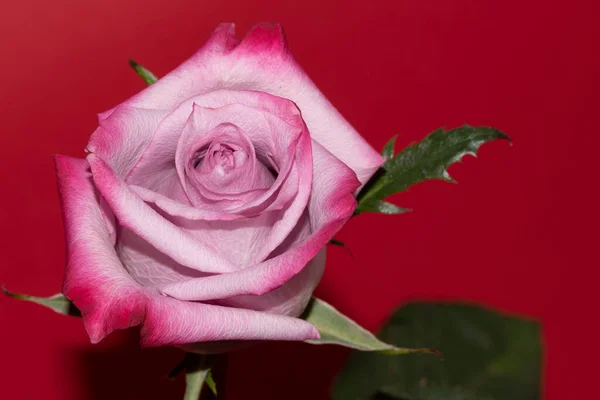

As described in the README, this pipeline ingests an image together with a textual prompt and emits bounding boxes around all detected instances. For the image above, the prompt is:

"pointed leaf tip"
[302,298,439,357]
[128,59,158,85]
[205,370,217,396]
[382,135,398,161]
[2,286,81,317]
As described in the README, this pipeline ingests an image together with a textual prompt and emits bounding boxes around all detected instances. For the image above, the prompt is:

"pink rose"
[55,23,383,352]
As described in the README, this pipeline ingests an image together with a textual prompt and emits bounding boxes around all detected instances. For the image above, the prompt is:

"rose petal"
[116,227,209,287]
[218,242,327,317]
[98,23,240,120]
[87,106,169,177]
[141,295,319,348]
[174,104,277,207]
[165,124,312,267]
[55,155,320,346]
[87,153,237,274]
[159,140,359,300]
[234,24,384,186]
[185,120,272,196]
[129,185,248,221]
[55,155,148,343]
[129,91,304,217]
[102,23,383,185]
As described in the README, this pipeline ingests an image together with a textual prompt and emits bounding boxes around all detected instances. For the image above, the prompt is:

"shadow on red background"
[1,1,598,399]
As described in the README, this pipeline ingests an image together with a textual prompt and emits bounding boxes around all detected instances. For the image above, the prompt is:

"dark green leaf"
[356,125,510,214]
[333,302,541,400]
[303,298,439,356]
[382,135,398,161]
[2,286,81,317]
[128,59,158,85]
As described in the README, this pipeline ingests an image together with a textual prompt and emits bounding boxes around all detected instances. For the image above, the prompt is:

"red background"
[1,1,597,399]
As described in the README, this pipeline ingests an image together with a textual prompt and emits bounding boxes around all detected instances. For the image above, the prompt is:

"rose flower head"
[55,23,383,353]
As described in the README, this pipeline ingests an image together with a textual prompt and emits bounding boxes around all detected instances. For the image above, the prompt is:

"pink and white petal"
[129,185,247,221]
[165,122,312,267]
[87,106,170,177]
[129,170,296,221]
[158,214,340,301]
[181,89,307,128]
[129,93,306,220]
[126,98,300,214]
[117,227,209,287]
[218,247,326,317]
[305,140,362,228]
[55,155,148,343]
[229,23,384,185]
[159,140,359,301]
[174,104,271,207]
[107,23,382,185]
[99,23,240,120]
[87,154,237,274]
[136,97,300,203]
[141,295,319,348]
[55,155,320,348]
[124,107,192,188]
[129,160,297,221]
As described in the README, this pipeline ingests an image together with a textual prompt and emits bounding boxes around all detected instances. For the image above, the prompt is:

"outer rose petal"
[55,156,319,346]
[55,155,148,343]
[104,23,383,185]
[160,140,360,301]
[141,296,319,348]
[218,247,326,317]
[98,23,240,121]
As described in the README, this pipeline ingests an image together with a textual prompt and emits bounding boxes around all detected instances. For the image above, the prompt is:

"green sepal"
[128,59,158,85]
[2,287,81,317]
[302,298,439,357]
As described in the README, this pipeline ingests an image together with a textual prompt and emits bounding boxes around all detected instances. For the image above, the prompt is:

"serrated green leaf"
[128,59,158,85]
[382,135,398,161]
[183,354,215,400]
[333,302,541,400]
[2,287,81,317]
[357,125,510,214]
[302,298,439,357]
